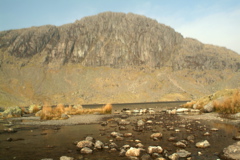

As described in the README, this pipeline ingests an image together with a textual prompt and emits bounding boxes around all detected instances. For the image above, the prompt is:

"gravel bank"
[10,114,113,126]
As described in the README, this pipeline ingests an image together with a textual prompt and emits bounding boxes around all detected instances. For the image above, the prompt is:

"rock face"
[0,12,183,68]
[0,12,240,107]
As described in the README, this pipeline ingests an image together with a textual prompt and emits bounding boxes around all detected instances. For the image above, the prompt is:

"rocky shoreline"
[0,105,240,160]
[1,105,240,160]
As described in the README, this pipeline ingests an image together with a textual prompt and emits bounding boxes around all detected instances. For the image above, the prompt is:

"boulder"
[94,140,104,149]
[80,147,93,154]
[174,141,187,148]
[195,140,210,148]
[176,149,191,158]
[85,136,94,142]
[110,131,123,137]
[168,153,179,160]
[203,102,214,113]
[147,146,163,154]
[150,132,163,139]
[220,141,240,160]
[125,147,141,157]
[137,120,145,127]
[76,140,93,149]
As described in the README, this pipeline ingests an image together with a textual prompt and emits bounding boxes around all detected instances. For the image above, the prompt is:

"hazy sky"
[0,0,240,54]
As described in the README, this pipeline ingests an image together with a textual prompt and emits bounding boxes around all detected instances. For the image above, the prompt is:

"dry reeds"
[213,90,240,114]
[37,103,112,120]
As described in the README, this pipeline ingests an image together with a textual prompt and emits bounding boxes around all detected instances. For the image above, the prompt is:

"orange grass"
[32,105,41,113]
[213,90,240,114]
[38,103,112,120]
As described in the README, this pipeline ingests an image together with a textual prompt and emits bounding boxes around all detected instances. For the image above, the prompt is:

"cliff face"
[1,12,184,68]
[0,12,240,107]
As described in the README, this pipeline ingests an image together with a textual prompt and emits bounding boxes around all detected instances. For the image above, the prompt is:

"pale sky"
[0,0,240,54]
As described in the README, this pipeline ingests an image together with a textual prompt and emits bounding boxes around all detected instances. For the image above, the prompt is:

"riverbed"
[0,102,239,160]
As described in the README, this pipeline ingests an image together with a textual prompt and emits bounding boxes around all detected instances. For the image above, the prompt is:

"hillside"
[0,12,239,107]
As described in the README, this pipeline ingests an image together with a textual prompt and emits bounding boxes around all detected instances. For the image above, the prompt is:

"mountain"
[0,12,239,107]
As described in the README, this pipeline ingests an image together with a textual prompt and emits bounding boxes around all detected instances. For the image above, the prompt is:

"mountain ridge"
[0,12,239,107]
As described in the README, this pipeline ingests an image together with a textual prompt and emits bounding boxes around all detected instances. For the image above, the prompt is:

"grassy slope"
[0,60,239,108]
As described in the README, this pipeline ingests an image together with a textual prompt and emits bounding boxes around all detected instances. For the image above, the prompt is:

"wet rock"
[80,147,93,154]
[220,141,240,160]
[94,140,104,149]
[119,126,127,130]
[116,136,124,141]
[176,108,189,113]
[146,120,153,125]
[111,131,123,137]
[203,102,214,113]
[128,156,139,160]
[76,140,93,149]
[147,146,163,154]
[203,132,211,136]
[141,154,151,160]
[6,128,17,133]
[167,109,177,115]
[150,132,162,139]
[119,149,126,156]
[168,153,179,160]
[148,109,155,115]
[195,140,210,148]
[152,153,161,158]
[118,119,131,125]
[60,156,74,160]
[122,144,131,150]
[124,133,133,137]
[210,128,219,131]
[174,141,187,148]
[100,121,108,126]
[85,136,94,142]
[186,135,195,142]
[126,147,141,157]
[2,106,22,118]
[109,142,118,149]
[176,149,191,158]
[135,139,141,143]
[120,114,129,119]
[168,136,178,142]
[135,143,144,148]
[137,120,145,127]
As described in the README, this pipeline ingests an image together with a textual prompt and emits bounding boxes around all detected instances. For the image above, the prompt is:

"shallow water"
[0,102,239,160]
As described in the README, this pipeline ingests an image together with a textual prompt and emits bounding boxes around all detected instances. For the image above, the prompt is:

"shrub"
[213,90,240,114]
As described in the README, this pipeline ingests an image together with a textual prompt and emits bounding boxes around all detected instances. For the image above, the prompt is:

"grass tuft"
[37,103,112,120]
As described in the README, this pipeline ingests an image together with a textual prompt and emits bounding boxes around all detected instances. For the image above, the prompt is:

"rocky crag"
[0,12,239,107]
